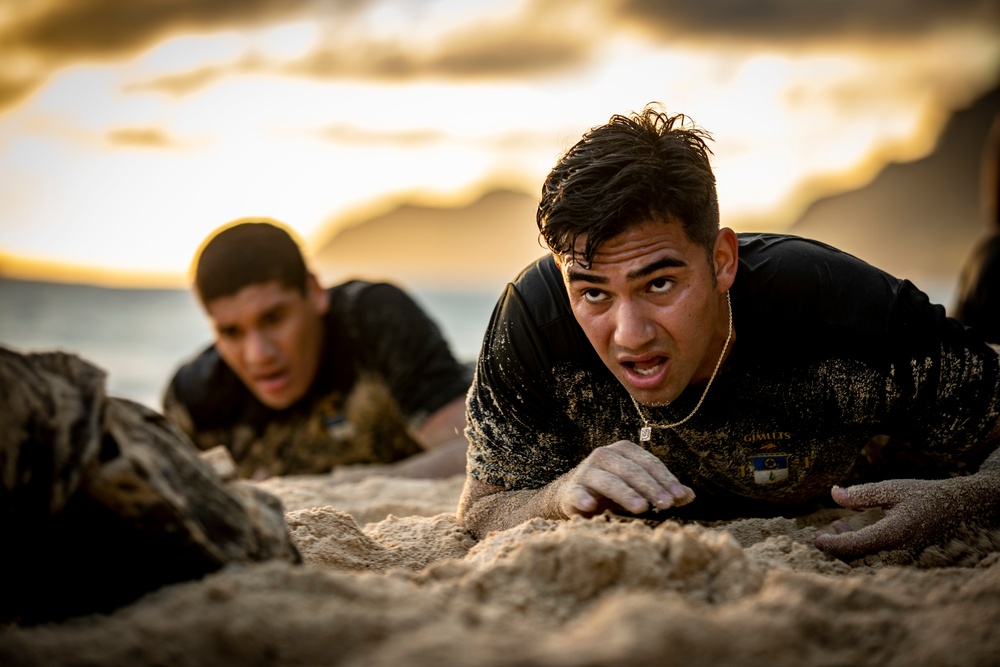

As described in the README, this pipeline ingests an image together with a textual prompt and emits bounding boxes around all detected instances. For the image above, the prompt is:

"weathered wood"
[0,346,300,625]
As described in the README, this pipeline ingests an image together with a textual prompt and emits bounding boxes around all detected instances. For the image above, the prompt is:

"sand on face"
[2,473,1000,667]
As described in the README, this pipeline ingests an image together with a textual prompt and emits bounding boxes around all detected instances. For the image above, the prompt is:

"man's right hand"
[556,440,695,518]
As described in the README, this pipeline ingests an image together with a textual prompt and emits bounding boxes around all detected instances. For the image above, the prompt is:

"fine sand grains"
[2,474,1000,667]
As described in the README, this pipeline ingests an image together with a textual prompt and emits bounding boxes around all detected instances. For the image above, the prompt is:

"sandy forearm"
[978,417,1000,474]
[386,437,468,478]
[983,347,1000,473]
[979,442,1000,474]
[458,477,569,539]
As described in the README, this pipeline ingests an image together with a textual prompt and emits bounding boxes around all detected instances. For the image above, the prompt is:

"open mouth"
[622,356,667,379]
[254,369,290,394]
[629,361,663,376]
[627,358,664,376]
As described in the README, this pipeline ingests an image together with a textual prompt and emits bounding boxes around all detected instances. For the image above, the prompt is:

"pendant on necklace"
[639,426,651,442]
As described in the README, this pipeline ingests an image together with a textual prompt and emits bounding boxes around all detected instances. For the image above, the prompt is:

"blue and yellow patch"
[323,411,354,440]
[751,454,789,484]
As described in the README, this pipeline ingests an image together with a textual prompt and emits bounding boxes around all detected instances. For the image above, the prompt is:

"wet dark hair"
[537,103,719,267]
[194,220,308,305]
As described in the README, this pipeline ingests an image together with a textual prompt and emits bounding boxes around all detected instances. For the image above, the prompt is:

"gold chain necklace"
[631,290,732,441]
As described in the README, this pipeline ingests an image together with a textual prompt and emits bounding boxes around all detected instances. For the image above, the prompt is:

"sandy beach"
[2,468,999,667]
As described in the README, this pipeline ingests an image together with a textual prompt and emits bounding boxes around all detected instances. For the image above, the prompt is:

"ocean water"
[1,274,961,414]
[0,278,501,412]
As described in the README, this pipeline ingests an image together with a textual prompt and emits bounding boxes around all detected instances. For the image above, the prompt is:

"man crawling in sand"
[164,220,472,481]
[458,104,1000,559]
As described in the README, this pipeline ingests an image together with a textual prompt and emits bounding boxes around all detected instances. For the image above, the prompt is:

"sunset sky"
[0,0,998,287]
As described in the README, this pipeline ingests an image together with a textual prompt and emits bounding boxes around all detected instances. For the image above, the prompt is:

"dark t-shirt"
[164,281,473,477]
[954,232,1000,344]
[466,233,1000,518]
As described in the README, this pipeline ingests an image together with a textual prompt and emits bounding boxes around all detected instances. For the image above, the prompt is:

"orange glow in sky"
[0,1,997,288]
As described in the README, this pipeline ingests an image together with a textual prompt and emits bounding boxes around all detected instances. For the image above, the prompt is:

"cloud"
[5,0,327,57]
[317,123,445,147]
[283,33,588,82]
[106,127,180,148]
[77,0,595,101]
[126,64,234,96]
[130,27,590,97]
[0,77,36,113]
[617,0,1000,44]
[124,55,265,96]
[425,22,590,78]
[100,0,1000,99]
[0,0,346,111]
[281,2,594,83]
[116,1,596,100]
[2,0,996,115]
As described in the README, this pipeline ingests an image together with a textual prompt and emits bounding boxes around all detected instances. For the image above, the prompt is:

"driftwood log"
[0,346,300,625]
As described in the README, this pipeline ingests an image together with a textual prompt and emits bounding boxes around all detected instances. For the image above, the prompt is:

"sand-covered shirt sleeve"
[161,344,249,453]
[333,282,472,425]
[879,279,1000,459]
[733,234,1000,469]
[465,257,617,490]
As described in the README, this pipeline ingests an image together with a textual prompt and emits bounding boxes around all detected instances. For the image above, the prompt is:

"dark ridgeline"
[789,82,1000,296]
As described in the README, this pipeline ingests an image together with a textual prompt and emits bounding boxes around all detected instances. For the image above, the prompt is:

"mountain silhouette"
[789,81,1000,295]
[312,189,545,292]
[314,82,1000,300]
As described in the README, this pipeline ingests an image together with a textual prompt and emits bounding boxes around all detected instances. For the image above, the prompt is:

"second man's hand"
[556,440,695,518]
[814,470,1000,559]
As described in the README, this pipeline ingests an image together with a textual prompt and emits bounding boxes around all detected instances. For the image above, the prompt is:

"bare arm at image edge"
[815,410,1000,558]
[370,395,470,479]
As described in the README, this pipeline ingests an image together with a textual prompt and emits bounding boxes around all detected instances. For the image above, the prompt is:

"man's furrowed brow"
[627,256,687,281]
[566,267,608,284]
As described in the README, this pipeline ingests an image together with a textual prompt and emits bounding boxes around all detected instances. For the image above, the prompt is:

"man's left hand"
[814,471,1000,559]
